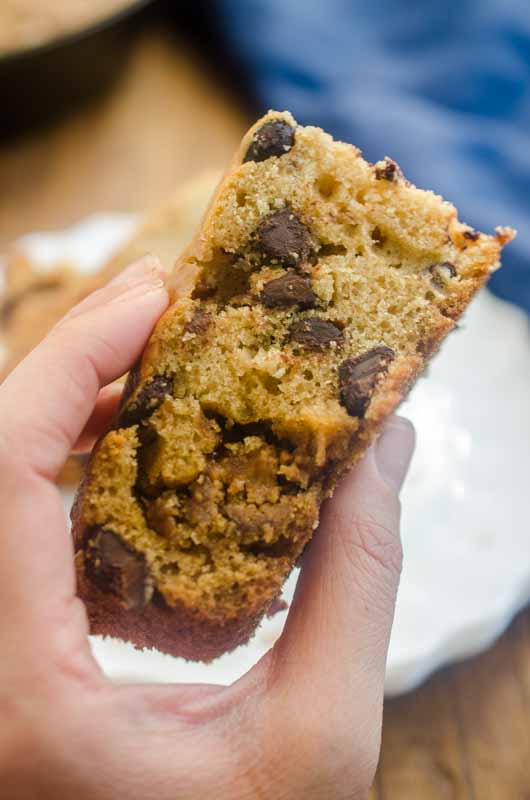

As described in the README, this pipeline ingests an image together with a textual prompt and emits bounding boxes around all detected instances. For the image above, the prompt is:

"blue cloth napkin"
[216,0,530,313]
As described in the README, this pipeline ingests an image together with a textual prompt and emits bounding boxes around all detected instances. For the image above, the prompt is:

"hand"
[0,256,415,800]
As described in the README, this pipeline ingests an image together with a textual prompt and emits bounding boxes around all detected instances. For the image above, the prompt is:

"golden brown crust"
[74,550,262,662]
[72,110,514,662]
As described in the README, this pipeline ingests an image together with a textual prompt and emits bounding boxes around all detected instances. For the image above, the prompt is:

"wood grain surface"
[1,21,528,799]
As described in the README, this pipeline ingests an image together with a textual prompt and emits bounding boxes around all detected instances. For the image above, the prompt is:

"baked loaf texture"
[72,111,513,661]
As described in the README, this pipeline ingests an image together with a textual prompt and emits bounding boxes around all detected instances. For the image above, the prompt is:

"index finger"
[0,258,168,668]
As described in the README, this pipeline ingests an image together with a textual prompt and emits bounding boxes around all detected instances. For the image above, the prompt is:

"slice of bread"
[72,111,514,661]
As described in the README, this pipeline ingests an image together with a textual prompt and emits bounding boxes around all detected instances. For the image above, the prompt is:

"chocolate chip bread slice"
[72,111,513,662]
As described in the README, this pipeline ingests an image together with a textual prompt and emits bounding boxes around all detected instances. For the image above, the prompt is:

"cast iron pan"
[0,0,156,139]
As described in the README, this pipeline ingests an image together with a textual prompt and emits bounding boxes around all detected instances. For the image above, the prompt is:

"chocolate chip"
[338,347,395,417]
[277,474,301,494]
[122,361,142,400]
[255,209,314,268]
[463,229,479,241]
[290,318,343,350]
[184,308,212,335]
[244,120,295,163]
[118,375,172,428]
[84,527,150,610]
[137,423,158,446]
[428,262,457,289]
[375,158,403,182]
[261,271,316,308]
[371,226,385,245]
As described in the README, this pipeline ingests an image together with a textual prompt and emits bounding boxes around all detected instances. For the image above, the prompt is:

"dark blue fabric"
[216,0,530,313]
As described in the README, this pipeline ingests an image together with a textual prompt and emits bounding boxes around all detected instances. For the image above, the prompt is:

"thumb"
[262,417,415,739]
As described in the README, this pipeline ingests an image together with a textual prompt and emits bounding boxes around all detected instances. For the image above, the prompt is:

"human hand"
[0,256,414,799]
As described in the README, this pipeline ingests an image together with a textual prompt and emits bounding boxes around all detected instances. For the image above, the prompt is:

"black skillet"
[0,0,156,139]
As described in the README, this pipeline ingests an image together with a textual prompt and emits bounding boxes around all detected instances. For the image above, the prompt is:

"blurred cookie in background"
[0,170,219,380]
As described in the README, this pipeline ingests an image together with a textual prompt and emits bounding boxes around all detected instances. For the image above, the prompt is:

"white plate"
[8,214,530,696]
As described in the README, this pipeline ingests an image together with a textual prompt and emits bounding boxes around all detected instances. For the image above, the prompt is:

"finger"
[0,257,168,666]
[0,255,168,479]
[71,382,124,454]
[62,253,167,323]
[264,417,415,736]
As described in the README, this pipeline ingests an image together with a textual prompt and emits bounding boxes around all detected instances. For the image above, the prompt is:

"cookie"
[0,250,85,379]
[72,111,514,662]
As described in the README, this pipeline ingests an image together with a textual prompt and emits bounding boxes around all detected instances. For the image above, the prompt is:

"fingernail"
[374,416,415,493]
[109,255,166,289]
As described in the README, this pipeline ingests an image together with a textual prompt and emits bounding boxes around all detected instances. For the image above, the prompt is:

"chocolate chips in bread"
[72,111,514,661]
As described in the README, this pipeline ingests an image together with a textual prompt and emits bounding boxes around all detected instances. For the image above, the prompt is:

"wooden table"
[1,23,529,798]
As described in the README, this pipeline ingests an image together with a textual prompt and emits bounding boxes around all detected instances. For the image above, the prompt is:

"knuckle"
[46,324,112,394]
